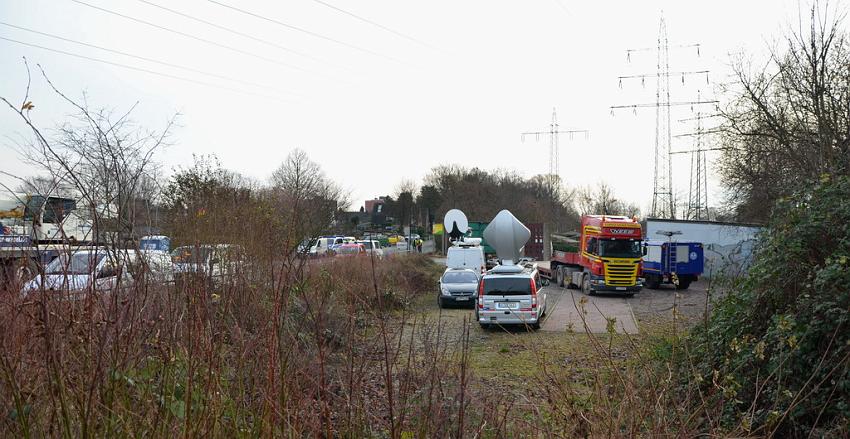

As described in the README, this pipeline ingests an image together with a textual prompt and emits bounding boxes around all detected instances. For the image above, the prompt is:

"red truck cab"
[545,215,644,296]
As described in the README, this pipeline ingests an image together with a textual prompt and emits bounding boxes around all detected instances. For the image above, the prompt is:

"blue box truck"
[641,240,704,290]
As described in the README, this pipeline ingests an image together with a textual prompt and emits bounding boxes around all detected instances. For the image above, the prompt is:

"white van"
[446,244,485,273]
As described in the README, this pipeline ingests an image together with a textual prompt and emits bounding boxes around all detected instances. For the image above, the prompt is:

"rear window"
[482,277,532,296]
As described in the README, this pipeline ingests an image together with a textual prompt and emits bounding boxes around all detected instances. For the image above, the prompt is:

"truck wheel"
[581,274,592,296]
[565,268,579,289]
[675,279,692,290]
[646,274,662,289]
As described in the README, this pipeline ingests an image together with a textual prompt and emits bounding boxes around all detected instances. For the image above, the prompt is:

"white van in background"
[446,243,485,273]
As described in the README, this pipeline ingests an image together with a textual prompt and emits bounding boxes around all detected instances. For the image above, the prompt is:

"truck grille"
[604,261,638,286]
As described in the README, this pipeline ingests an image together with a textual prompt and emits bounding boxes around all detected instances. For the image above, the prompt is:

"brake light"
[530,279,538,309]
[478,280,485,309]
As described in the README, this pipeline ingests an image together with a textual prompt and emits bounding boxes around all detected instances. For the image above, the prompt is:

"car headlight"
[441,288,451,296]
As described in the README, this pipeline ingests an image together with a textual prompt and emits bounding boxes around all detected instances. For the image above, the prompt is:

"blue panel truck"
[641,240,704,290]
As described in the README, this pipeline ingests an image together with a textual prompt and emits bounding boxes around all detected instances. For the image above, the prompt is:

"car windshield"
[171,246,213,263]
[45,252,105,275]
[482,277,532,296]
[599,239,642,258]
[443,271,478,283]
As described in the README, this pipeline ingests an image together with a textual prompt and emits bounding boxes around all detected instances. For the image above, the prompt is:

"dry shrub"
[0,252,465,438]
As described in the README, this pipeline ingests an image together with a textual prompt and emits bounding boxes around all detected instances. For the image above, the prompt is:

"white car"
[357,240,384,258]
[22,248,171,298]
[171,244,244,286]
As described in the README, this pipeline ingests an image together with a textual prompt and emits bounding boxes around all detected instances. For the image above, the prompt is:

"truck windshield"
[483,277,532,296]
[599,239,641,258]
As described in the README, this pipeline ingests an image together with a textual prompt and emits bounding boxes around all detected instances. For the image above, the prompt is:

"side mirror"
[642,243,648,256]
[541,278,550,286]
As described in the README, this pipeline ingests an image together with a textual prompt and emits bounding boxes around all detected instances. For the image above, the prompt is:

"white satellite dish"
[483,210,530,265]
[444,209,469,241]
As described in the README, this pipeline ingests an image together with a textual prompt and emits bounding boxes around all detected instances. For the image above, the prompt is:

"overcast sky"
[0,0,806,213]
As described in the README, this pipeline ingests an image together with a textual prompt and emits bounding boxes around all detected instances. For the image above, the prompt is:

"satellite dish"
[444,209,469,241]
[483,210,530,265]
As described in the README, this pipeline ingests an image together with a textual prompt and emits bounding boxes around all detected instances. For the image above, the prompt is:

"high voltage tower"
[675,101,710,220]
[521,108,588,183]
[610,15,717,219]
[673,104,725,221]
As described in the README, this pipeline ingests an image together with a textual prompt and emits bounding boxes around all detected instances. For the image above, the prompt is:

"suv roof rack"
[489,265,523,274]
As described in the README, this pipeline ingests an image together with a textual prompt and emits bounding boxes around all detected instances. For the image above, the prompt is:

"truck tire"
[675,278,692,290]
[581,274,593,296]
[565,267,579,289]
[646,274,662,289]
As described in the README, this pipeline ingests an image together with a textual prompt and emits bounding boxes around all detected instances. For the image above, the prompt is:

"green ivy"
[684,175,850,436]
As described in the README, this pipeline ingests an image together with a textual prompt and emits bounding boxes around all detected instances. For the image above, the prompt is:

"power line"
[0,36,296,103]
[610,100,719,110]
[521,107,589,183]
[69,0,324,77]
[206,0,403,64]
[0,21,300,97]
[307,0,436,50]
[134,0,339,69]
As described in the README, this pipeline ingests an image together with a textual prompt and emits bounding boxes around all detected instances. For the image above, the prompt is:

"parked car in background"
[309,236,344,256]
[171,244,244,287]
[139,235,170,252]
[331,236,357,251]
[334,243,366,257]
[437,267,481,308]
[357,240,384,258]
[476,263,549,330]
[22,248,171,298]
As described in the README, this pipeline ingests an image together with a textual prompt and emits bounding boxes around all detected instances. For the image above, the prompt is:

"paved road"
[540,285,639,334]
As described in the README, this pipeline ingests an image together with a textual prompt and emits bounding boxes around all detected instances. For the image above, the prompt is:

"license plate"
[497,302,518,310]
[455,297,469,301]
[616,287,626,291]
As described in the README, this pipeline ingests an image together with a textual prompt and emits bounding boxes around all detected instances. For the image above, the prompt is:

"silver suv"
[475,263,548,330]
[437,268,480,308]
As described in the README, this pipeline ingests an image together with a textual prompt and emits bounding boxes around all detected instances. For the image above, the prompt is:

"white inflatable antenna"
[482,209,530,265]
[443,209,469,242]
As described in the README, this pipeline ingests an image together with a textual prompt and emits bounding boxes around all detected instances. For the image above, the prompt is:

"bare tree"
[1,61,174,246]
[717,2,850,221]
[270,148,349,244]
[575,182,640,217]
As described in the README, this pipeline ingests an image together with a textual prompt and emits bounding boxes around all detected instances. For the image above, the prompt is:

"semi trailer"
[537,215,644,296]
